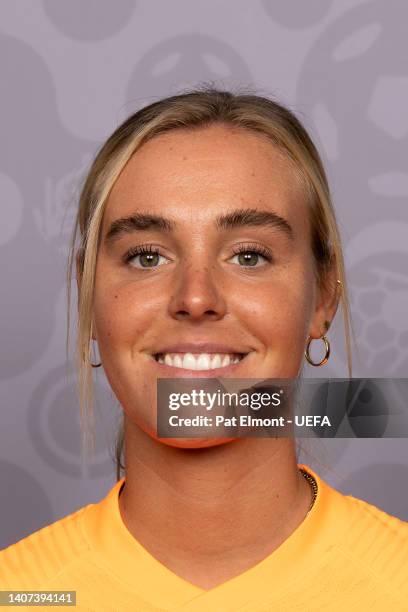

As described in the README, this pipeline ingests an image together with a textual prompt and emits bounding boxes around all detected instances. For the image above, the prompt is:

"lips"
[151,343,249,354]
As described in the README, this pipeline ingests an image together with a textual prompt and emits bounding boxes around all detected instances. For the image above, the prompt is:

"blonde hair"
[66,86,355,481]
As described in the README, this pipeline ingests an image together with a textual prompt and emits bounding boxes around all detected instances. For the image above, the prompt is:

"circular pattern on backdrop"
[42,0,136,42]
[0,31,91,379]
[348,256,408,375]
[0,172,23,246]
[262,0,334,29]
[296,0,408,208]
[124,34,252,118]
[0,460,53,550]
[308,379,389,438]
[342,223,408,376]
[296,1,408,376]
[28,364,118,479]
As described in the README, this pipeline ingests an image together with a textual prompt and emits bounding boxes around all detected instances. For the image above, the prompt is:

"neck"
[118,417,313,589]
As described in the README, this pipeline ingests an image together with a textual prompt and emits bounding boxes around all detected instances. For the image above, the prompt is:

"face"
[88,124,338,446]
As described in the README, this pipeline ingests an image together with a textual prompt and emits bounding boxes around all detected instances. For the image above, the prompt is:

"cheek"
[235,275,313,350]
[92,278,159,434]
[93,276,160,351]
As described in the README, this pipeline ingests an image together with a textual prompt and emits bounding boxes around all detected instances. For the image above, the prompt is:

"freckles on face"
[93,264,165,365]
[243,270,315,377]
[91,124,318,439]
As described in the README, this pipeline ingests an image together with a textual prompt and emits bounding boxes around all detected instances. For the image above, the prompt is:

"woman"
[1,88,407,610]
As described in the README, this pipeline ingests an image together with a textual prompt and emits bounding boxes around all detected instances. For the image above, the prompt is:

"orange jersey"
[1,463,408,611]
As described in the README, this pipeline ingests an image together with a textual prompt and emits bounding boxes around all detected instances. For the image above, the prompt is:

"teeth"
[155,352,243,370]
[183,353,197,370]
[210,354,222,369]
[197,354,212,369]
[173,354,183,368]
[221,355,230,367]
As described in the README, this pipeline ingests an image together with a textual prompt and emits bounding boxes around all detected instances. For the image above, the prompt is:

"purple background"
[1,0,407,549]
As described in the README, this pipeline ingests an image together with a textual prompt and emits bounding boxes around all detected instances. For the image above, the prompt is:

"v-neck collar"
[83,463,349,610]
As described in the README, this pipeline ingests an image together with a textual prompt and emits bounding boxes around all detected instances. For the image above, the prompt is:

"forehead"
[103,124,308,230]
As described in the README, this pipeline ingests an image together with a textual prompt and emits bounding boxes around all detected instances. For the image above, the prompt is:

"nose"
[168,263,227,322]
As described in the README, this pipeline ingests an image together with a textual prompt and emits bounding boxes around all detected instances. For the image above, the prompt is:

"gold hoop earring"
[90,339,102,368]
[305,335,330,366]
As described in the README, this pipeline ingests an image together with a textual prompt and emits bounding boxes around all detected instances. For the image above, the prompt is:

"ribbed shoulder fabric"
[1,464,408,611]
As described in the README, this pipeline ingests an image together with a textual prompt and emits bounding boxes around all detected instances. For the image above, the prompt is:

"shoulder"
[335,491,408,598]
[0,503,93,590]
[304,463,408,606]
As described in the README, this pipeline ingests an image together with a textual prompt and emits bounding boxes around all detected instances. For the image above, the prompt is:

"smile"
[154,352,246,371]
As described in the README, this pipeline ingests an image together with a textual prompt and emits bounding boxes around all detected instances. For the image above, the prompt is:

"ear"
[308,266,341,339]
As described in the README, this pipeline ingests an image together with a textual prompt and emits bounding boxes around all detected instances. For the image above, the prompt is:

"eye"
[123,245,170,269]
[230,243,273,268]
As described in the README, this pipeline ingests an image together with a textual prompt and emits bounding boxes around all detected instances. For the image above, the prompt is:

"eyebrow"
[104,213,173,244]
[216,208,294,239]
[104,207,294,245]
